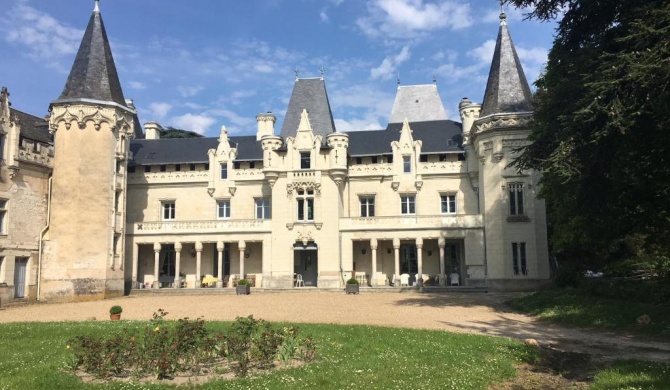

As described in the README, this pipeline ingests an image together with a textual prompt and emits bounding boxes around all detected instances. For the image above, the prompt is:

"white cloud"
[370,46,411,80]
[482,6,534,24]
[516,46,548,85]
[208,108,254,128]
[357,0,473,40]
[334,116,384,132]
[129,81,146,90]
[320,10,329,22]
[177,85,204,98]
[469,39,496,64]
[148,102,172,120]
[1,2,82,68]
[169,114,216,135]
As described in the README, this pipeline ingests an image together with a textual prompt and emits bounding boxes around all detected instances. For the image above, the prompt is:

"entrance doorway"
[14,257,28,298]
[294,242,318,286]
[400,244,418,285]
[444,243,462,285]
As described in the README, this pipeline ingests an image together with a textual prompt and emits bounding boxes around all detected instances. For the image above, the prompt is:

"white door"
[14,258,28,298]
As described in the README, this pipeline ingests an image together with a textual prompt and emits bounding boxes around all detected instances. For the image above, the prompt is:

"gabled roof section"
[346,120,462,157]
[129,136,263,166]
[280,78,336,140]
[52,2,126,107]
[480,12,533,117]
[389,84,448,124]
[11,108,52,144]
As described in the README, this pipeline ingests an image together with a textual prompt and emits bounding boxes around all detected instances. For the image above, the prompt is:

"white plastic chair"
[449,273,460,286]
[294,273,305,287]
[400,273,410,286]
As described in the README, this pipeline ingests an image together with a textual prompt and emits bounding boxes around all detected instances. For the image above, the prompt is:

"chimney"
[256,112,276,140]
[144,122,162,140]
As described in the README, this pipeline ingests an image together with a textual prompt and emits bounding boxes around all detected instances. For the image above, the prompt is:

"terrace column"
[195,241,203,288]
[438,238,446,286]
[174,242,182,289]
[152,242,161,289]
[393,238,400,287]
[370,238,378,286]
[131,243,139,289]
[238,240,246,280]
[416,237,423,286]
[216,241,224,288]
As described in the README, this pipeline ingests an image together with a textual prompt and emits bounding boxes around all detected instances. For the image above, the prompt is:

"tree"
[161,127,203,139]
[507,0,670,270]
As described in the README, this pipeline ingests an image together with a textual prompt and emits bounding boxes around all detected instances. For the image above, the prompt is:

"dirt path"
[1,291,668,363]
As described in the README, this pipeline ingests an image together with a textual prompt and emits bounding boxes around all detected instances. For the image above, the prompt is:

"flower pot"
[236,285,250,295]
[345,283,359,294]
[110,314,121,320]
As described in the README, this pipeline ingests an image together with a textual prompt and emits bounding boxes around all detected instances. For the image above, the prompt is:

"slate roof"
[389,85,448,123]
[480,14,533,117]
[11,108,52,144]
[130,136,263,166]
[52,5,127,107]
[280,78,336,140]
[346,120,463,157]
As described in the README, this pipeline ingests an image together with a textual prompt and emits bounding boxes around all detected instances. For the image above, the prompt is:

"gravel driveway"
[1,291,668,363]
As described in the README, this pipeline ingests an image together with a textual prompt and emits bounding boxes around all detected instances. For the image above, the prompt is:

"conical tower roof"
[480,11,533,117]
[52,1,126,107]
[280,78,336,140]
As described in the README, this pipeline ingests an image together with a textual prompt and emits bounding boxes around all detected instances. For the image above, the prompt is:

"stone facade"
[0,4,551,303]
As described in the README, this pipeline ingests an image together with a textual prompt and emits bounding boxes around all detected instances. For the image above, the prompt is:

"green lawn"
[0,320,668,389]
[507,288,670,337]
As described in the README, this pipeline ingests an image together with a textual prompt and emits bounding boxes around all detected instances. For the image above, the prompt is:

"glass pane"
[307,199,314,220]
[297,199,304,220]
[509,189,517,215]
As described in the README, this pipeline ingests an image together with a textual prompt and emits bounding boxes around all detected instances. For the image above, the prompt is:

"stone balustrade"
[340,214,483,231]
[127,171,209,184]
[129,219,272,235]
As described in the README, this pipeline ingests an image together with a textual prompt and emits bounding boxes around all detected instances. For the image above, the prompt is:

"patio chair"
[400,273,410,286]
[449,273,460,286]
[294,273,305,287]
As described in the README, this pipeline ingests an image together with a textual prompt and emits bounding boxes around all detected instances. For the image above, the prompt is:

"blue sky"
[0,0,557,137]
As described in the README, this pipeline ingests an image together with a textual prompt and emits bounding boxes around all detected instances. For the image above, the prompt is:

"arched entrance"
[293,242,318,286]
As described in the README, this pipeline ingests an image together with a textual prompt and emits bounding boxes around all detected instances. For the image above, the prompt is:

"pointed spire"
[280,78,335,140]
[297,109,313,131]
[480,8,533,117]
[52,1,127,107]
[94,0,100,13]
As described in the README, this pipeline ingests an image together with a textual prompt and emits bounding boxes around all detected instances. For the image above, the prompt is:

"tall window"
[144,165,151,173]
[0,134,5,160]
[512,242,528,275]
[162,201,175,220]
[255,198,271,219]
[0,256,4,282]
[300,151,311,169]
[509,183,525,215]
[440,194,457,214]
[400,195,415,215]
[359,196,375,217]
[220,163,228,180]
[296,190,314,222]
[0,199,6,234]
[217,200,231,219]
[402,156,411,173]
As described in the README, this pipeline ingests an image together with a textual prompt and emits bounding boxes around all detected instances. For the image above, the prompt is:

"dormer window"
[300,151,311,170]
[403,156,411,173]
[220,163,228,180]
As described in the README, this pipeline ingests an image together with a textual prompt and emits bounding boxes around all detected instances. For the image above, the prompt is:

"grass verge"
[507,288,670,337]
[0,320,668,389]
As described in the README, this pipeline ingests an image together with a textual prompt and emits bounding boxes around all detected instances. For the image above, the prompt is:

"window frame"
[255,198,271,219]
[508,182,525,216]
[512,242,528,275]
[359,196,375,217]
[161,201,176,221]
[440,193,457,214]
[402,155,411,173]
[0,199,7,234]
[400,194,416,215]
[217,199,231,219]
[300,151,311,170]
[296,189,315,222]
[220,163,228,180]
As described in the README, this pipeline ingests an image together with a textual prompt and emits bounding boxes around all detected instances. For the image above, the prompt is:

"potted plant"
[345,278,360,294]
[236,279,251,295]
[109,305,123,320]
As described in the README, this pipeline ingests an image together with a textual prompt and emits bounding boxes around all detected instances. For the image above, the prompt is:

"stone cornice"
[49,104,134,134]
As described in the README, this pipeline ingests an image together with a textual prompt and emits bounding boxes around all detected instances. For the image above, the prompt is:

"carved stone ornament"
[228,187,237,196]
[414,181,423,191]
[50,104,133,134]
[391,182,400,191]
[479,155,487,165]
[474,113,531,134]
[297,229,313,246]
[492,152,504,163]
[207,187,215,196]
[287,182,321,195]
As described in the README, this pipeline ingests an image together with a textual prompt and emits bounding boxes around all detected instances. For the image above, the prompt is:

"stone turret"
[256,112,276,140]
[42,0,134,302]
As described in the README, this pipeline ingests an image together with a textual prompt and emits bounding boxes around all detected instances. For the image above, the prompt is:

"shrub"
[237,279,250,286]
[346,278,359,285]
[109,305,123,315]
